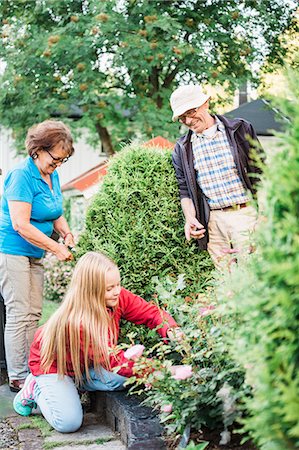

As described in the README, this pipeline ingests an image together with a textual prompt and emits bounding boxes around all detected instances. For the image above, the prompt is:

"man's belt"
[212,202,250,212]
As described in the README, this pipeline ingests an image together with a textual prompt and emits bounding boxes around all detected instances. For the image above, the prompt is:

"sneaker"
[13,373,37,416]
[9,378,26,392]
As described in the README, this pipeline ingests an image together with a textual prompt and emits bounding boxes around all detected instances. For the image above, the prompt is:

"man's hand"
[185,218,205,241]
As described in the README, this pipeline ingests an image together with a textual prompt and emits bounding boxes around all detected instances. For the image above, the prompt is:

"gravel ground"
[0,419,19,449]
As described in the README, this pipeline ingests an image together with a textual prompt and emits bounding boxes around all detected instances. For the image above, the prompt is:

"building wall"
[258,136,281,154]
[57,133,107,186]
[0,127,22,195]
[0,127,106,195]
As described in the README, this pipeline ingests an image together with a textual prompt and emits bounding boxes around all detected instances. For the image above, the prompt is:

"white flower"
[219,430,231,445]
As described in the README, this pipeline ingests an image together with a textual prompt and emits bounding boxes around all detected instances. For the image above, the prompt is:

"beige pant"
[207,205,257,270]
[0,253,44,380]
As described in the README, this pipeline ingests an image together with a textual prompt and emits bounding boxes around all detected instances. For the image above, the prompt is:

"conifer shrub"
[217,73,299,450]
[77,145,213,300]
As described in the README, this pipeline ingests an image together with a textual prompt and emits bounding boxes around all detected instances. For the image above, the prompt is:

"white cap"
[170,84,210,121]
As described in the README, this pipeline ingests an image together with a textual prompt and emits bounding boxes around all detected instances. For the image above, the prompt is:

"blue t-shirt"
[0,157,63,258]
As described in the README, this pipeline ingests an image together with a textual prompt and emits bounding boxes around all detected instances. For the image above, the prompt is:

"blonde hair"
[40,252,118,384]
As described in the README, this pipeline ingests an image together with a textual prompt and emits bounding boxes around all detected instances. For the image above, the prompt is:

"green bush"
[217,73,299,450]
[119,275,247,438]
[78,145,213,299]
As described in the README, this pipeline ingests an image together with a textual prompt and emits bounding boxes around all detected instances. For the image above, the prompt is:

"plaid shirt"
[191,118,250,209]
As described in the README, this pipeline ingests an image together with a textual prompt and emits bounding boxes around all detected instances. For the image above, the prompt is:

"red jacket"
[29,287,177,378]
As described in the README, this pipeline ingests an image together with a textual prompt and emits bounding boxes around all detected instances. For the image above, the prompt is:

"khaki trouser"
[0,253,44,380]
[207,205,257,270]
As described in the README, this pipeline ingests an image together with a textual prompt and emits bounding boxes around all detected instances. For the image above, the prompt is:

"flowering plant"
[124,344,145,360]
[43,252,74,302]
[114,275,247,439]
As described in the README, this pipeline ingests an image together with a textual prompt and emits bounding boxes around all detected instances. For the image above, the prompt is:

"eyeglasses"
[178,108,198,124]
[45,149,70,164]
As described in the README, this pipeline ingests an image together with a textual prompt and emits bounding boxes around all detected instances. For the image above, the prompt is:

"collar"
[191,116,224,142]
[28,156,56,183]
[215,114,244,131]
[215,116,225,131]
[177,114,244,147]
[28,156,43,180]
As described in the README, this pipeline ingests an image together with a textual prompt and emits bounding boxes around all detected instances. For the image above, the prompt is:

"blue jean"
[33,368,128,433]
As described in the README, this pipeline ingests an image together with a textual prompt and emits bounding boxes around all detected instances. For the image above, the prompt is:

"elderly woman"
[0,120,75,392]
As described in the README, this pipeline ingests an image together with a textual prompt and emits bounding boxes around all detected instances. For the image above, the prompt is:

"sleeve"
[5,169,34,203]
[28,327,43,375]
[247,122,262,151]
[109,350,137,378]
[172,144,190,200]
[245,121,265,178]
[84,327,143,378]
[120,288,178,339]
[83,340,136,378]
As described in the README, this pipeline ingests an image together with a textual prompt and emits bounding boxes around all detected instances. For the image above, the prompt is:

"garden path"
[0,383,125,450]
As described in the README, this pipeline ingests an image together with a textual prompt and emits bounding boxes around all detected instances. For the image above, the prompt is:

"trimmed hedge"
[217,73,299,450]
[78,144,213,299]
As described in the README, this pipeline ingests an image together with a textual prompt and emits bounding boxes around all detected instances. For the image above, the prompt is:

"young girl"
[13,251,179,433]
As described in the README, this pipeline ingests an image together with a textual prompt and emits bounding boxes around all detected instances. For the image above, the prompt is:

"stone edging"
[91,391,166,450]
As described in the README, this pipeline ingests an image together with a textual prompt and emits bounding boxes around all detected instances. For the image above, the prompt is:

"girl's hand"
[167,327,185,342]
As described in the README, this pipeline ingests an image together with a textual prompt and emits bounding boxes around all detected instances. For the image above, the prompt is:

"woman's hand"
[64,232,75,249]
[54,243,73,261]
[8,201,74,258]
[53,217,75,249]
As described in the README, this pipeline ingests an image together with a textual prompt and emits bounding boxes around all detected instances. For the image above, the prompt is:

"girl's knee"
[106,379,126,391]
[52,412,83,433]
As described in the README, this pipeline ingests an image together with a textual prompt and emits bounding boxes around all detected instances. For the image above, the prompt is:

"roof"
[224,98,289,136]
[143,136,174,149]
[61,161,108,192]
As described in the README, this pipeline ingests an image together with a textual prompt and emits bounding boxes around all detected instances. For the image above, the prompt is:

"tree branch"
[163,66,179,89]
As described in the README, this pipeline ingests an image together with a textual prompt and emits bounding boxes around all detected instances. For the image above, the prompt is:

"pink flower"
[244,363,253,370]
[171,365,193,380]
[221,247,240,254]
[124,344,145,360]
[153,370,164,380]
[161,404,173,413]
[199,305,216,316]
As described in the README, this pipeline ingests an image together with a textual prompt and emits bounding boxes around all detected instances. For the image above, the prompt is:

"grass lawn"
[40,299,60,325]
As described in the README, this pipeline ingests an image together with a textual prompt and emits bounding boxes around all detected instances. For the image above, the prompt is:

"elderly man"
[170,84,262,268]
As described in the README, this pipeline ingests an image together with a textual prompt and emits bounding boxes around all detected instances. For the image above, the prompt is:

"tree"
[0,0,297,155]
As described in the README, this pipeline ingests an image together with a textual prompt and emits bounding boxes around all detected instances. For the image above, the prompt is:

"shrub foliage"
[78,145,213,299]
[217,73,299,450]
[121,276,247,438]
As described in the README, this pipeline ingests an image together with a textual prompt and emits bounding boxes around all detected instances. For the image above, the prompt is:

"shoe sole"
[12,374,36,417]
[13,393,33,416]
[9,386,21,393]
